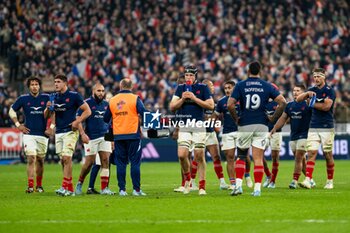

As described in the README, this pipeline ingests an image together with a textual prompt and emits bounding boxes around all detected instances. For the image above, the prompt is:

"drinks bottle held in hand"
[309,94,316,108]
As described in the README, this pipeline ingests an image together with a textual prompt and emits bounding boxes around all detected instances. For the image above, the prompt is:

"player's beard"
[94,93,105,103]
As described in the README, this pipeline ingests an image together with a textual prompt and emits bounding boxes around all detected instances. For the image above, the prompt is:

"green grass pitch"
[1,160,349,233]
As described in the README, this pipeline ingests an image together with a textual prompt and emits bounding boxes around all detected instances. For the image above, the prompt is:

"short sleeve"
[174,85,183,98]
[11,96,23,111]
[215,99,223,113]
[269,84,280,100]
[202,85,211,101]
[231,84,241,101]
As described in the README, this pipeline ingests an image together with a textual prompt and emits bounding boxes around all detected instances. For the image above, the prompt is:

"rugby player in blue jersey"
[170,65,214,195]
[9,76,50,193]
[75,83,115,195]
[296,68,336,189]
[228,61,287,196]
[262,83,283,189]
[271,84,315,188]
[46,74,91,196]
[190,79,228,190]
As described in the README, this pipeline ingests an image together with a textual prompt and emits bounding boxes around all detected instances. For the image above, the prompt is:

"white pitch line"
[0,219,348,224]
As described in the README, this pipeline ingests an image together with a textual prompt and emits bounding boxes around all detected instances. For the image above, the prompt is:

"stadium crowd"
[1,0,350,127]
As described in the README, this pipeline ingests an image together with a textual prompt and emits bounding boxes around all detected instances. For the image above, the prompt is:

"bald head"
[120,78,133,90]
[93,83,104,91]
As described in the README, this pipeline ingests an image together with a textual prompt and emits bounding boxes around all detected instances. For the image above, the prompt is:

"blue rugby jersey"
[215,96,239,134]
[231,77,280,126]
[11,93,49,136]
[285,101,311,140]
[174,82,212,121]
[265,101,281,132]
[308,85,335,128]
[53,89,85,133]
[78,97,109,140]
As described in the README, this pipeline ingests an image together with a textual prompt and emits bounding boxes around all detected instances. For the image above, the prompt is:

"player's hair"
[224,80,235,86]
[312,68,326,74]
[248,61,261,75]
[26,76,41,88]
[294,83,306,90]
[54,74,68,82]
[120,78,133,89]
[312,68,326,78]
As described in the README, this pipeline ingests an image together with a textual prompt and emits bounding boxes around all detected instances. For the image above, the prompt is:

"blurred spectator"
[0,0,349,124]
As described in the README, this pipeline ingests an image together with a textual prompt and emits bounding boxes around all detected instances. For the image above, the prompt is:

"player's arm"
[296,91,315,102]
[189,85,214,110]
[270,112,288,135]
[71,102,91,130]
[313,98,333,112]
[44,101,53,119]
[169,95,185,112]
[227,97,239,124]
[192,97,214,110]
[269,95,287,123]
[78,122,89,144]
[9,103,30,134]
[44,112,56,137]
[103,105,112,123]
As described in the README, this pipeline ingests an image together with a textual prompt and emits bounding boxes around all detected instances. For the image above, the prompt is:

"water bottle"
[309,95,316,108]
[49,93,55,111]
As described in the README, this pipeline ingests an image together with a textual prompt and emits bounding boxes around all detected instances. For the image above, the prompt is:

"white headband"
[313,72,326,78]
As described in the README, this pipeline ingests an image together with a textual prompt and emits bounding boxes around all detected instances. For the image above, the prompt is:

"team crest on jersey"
[196,90,200,94]
[92,106,96,110]
[27,102,31,106]
[41,101,45,105]
[117,100,126,110]
[66,98,70,102]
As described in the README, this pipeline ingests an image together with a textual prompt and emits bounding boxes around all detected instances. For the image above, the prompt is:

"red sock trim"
[28,178,34,188]
[213,160,224,179]
[199,180,206,190]
[254,165,264,183]
[235,160,246,179]
[306,161,315,179]
[327,163,334,180]
[191,161,198,179]
[184,172,191,181]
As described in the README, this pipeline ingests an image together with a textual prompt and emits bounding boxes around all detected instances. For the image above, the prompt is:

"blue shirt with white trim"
[78,97,109,140]
[174,83,212,121]
[53,89,85,133]
[231,77,280,126]
[285,101,311,140]
[308,85,335,128]
[215,96,239,134]
[11,93,49,136]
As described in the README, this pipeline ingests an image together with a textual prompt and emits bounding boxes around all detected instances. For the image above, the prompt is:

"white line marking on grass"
[0,219,348,224]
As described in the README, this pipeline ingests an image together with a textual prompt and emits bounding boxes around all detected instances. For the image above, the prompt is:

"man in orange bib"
[104,78,147,196]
